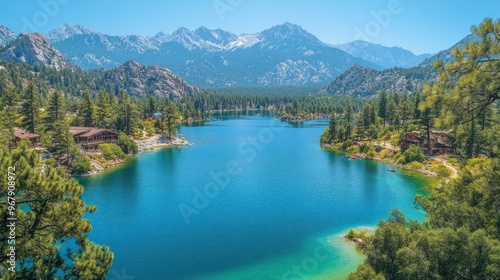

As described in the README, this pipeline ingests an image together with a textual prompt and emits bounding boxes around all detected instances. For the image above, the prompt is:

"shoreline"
[76,134,192,177]
[321,144,454,181]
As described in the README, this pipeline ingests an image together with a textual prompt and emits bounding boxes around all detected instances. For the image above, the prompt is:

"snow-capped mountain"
[44,22,384,86]
[334,40,432,68]
[33,22,450,86]
[44,23,96,43]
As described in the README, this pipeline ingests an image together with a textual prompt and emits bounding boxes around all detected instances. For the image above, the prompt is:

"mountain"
[419,33,478,66]
[325,64,437,98]
[0,33,76,71]
[103,60,200,99]
[324,33,478,98]
[334,40,432,68]
[44,23,96,43]
[0,25,16,47]
[45,22,380,86]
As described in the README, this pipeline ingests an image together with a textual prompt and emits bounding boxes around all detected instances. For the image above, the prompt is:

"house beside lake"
[14,127,40,147]
[401,130,455,155]
[70,127,119,149]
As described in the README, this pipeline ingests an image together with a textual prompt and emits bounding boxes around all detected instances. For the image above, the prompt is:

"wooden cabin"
[401,130,454,155]
[70,127,119,149]
[13,127,40,147]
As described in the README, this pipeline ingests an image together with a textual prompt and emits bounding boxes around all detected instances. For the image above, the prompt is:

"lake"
[78,111,431,280]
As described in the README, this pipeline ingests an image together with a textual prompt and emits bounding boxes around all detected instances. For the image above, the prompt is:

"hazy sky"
[0,0,498,54]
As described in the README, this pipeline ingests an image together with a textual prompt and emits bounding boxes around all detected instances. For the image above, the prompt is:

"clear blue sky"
[0,0,498,54]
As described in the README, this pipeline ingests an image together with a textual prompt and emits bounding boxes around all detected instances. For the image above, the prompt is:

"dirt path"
[431,157,459,179]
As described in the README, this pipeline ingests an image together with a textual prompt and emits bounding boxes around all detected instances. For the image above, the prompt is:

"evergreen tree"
[165,100,180,139]
[1,86,20,127]
[427,18,500,158]
[328,112,338,143]
[344,103,353,140]
[0,143,113,279]
[378,90,388,126]
[95,90,114,129]
[53,119,75,162]
[116,90,139,136]
[45,91,66,131]
[21,82,41,133]
[76,89,95,127]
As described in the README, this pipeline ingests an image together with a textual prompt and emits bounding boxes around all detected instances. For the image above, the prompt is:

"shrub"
[347,145,360,154]
[366,150,377,158]
[379,150,392,159]
[403,161,424,170]
[98,143,125,160]
[118,132,138,154]
[402,144,425,164]
[434,164,451,178]
[342,139,353,150]
[72,155,92,174]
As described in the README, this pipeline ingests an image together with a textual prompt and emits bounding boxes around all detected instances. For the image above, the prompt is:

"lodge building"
[401,130,455,155]
[69,127,119,149]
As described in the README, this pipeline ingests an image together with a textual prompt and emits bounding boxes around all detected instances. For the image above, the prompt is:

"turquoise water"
[78,111,430,280]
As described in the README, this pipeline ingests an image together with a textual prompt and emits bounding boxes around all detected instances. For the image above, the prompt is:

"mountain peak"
[107,60,200,99]
[258,22,323,48]
[0,33,76,71]
[335,40,432,68]
[121,60,144,69]
[44,23,96,43]
[0,25,16,47]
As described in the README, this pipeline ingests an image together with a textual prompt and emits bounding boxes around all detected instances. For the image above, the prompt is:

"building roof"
[69,127,119,138]
[14,127,40,140]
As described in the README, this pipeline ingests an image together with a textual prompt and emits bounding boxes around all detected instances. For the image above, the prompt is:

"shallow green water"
[78,111,430,280]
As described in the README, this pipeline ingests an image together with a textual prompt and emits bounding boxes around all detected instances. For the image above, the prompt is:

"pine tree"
[344,103,353,141]
[45,91,66,131]
[21,82,41,133]
[165,100,180,139]
[76,89,95,127]
[378,90,388,126]
[0,143,113,278]
[116,90,139,136]
[53,119,75,162]
[328,112,338,142]
[95,90,114,129]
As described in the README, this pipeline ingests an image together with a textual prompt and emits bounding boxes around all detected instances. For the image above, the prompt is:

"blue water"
[78,111,430,280]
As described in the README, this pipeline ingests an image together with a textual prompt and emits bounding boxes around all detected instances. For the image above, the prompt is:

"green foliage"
[353,158,500,279]
[75,89,95,127]
[21,82,41,133]
[348,264,385,280]
[0,143,112,278]
[118,132,138,154]
[402,144,425,164]
[433,163,451,178]
[402,161,424,170]
[345,229,369,241]
[95,90,115,129]
[45,91,66,131]
[72,153,92,174]
[116,90,140,136]
[98,143,126,160]
[426,18,500,158]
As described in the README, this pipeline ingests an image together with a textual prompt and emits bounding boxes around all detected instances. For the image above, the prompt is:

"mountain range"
[0,22,475,98]
[334,40,432,68]
[0,23,438,87]
[0,33,199,99]
[323,32,478,97]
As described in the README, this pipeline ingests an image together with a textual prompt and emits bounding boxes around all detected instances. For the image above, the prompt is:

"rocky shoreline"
[76,134,191,177]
